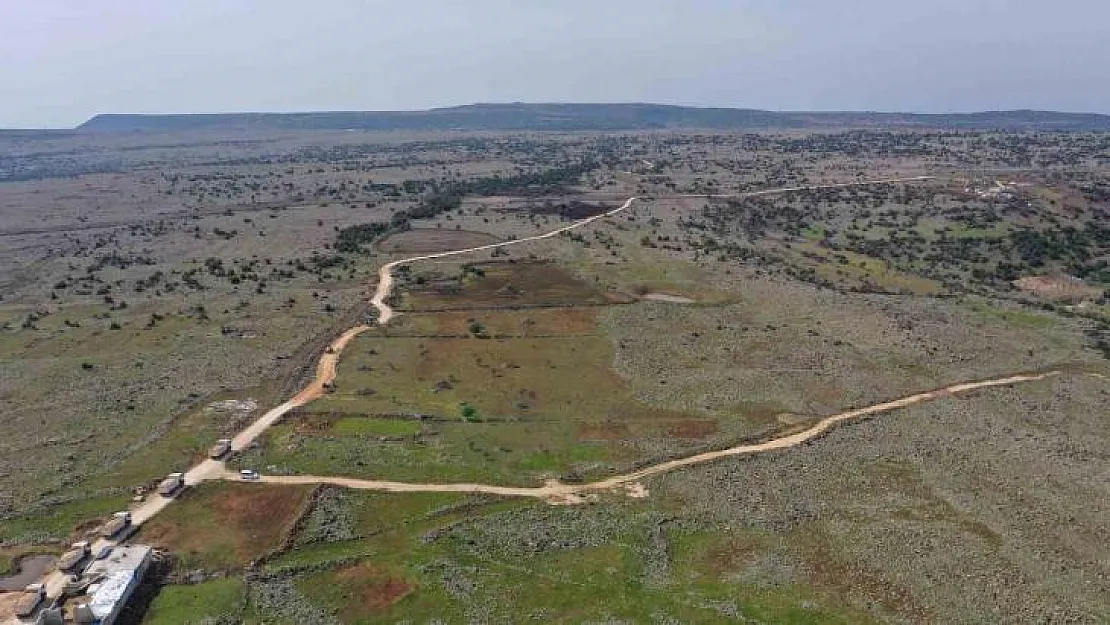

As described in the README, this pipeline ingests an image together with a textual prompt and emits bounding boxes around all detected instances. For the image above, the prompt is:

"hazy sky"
[2,0,1108,127]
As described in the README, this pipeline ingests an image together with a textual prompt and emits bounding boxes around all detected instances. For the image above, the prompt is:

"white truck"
[157,472,186,497]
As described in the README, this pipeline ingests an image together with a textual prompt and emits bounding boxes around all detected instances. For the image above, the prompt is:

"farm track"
[237,369,1079,503]
[35,174,1084,606]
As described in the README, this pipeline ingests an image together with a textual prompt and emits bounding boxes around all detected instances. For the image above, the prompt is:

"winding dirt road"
[21,174,1044,608]
[370,196,639,325]
[84,177,963,508]
[673,175,935,199]
[238,371,1066,503]
[134,177,948,507]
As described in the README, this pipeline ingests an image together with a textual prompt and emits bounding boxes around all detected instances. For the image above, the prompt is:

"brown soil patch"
[71,518,105,541]
[666,419,720,438]
[524,199,614,219]
[0,593,25,622]
[140,484,311,566]
[732,401,793,427]
[802,542,929,622]
[335,563,413,614]
[402,261,621,311]
[775,413,812,425]
[406,335,694,425]
[377,228,501,253]
[210,485,309,559]
[1013,275,1100,302]
[291,412,337,434]
[703,536,762,576]
[578,421,632,441]
[428,307,600,337]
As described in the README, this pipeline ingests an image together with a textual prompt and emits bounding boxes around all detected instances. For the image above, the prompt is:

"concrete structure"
[67,545,152,625]
[4,546,154,625]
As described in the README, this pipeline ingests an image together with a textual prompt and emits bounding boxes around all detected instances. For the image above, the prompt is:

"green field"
[241,303,757,486]
[144,578,245,624]
[276,492,872,623]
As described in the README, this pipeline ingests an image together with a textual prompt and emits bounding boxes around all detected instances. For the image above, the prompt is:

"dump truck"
[208,438,232,459]
[58,541,91,572]
[156,472,185,497]
[14,584,45,618]
[99,511,134,540]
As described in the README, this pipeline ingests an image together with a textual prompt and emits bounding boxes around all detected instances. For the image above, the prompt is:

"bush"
[459,403,481,422]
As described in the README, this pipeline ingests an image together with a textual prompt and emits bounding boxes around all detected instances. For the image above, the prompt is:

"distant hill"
[76,103,1110,133]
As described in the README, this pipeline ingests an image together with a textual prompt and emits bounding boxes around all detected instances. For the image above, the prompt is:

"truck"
[57,541,92,572]
[208,438,232,459]
[157,472,186,497]
[14,584,45,618]
[98,511,134,540]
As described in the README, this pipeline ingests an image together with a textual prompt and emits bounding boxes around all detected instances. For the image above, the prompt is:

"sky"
[1,0,1108,128]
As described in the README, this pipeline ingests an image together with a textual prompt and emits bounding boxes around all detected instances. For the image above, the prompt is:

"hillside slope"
[77,103,1110,133]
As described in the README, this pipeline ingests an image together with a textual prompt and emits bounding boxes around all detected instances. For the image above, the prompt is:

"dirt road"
[241,371,1067,502]
[13,175,959,609]
[369,196,639,324]
[673,175,935,199]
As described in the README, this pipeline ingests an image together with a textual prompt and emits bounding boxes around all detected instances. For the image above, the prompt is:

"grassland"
[397,260,625,311]
[238,261,789,488]
[376,228,501,253]
[1,129,1108,624]
[142,577,244,625]
[260,490,876,623]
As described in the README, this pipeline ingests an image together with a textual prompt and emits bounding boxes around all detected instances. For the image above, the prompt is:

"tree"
[459,403,480,422]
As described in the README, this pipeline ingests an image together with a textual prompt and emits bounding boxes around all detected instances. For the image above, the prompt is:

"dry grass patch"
[666,419,720,438]
[139,482,312,570]
[577,421,632,441]
[377,228,501,253]
[382,307,601,338]
[400,260,625,311]
[336,563,413,612]
[1013,274,1101,302]
[263,306,724,485]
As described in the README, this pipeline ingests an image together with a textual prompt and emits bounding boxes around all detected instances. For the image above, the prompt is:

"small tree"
[459,403,480,422]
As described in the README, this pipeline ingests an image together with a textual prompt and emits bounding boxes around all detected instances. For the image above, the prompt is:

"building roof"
[86,571,133,621]
[82,545,151,579]
[80,545,152,622]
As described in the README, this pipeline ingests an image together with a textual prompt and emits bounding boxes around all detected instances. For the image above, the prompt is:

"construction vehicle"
[156,472,185,497]
[14,583,45,618]
[58,541,91,572]
[99,511,134,540]
[208,438,232,459]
